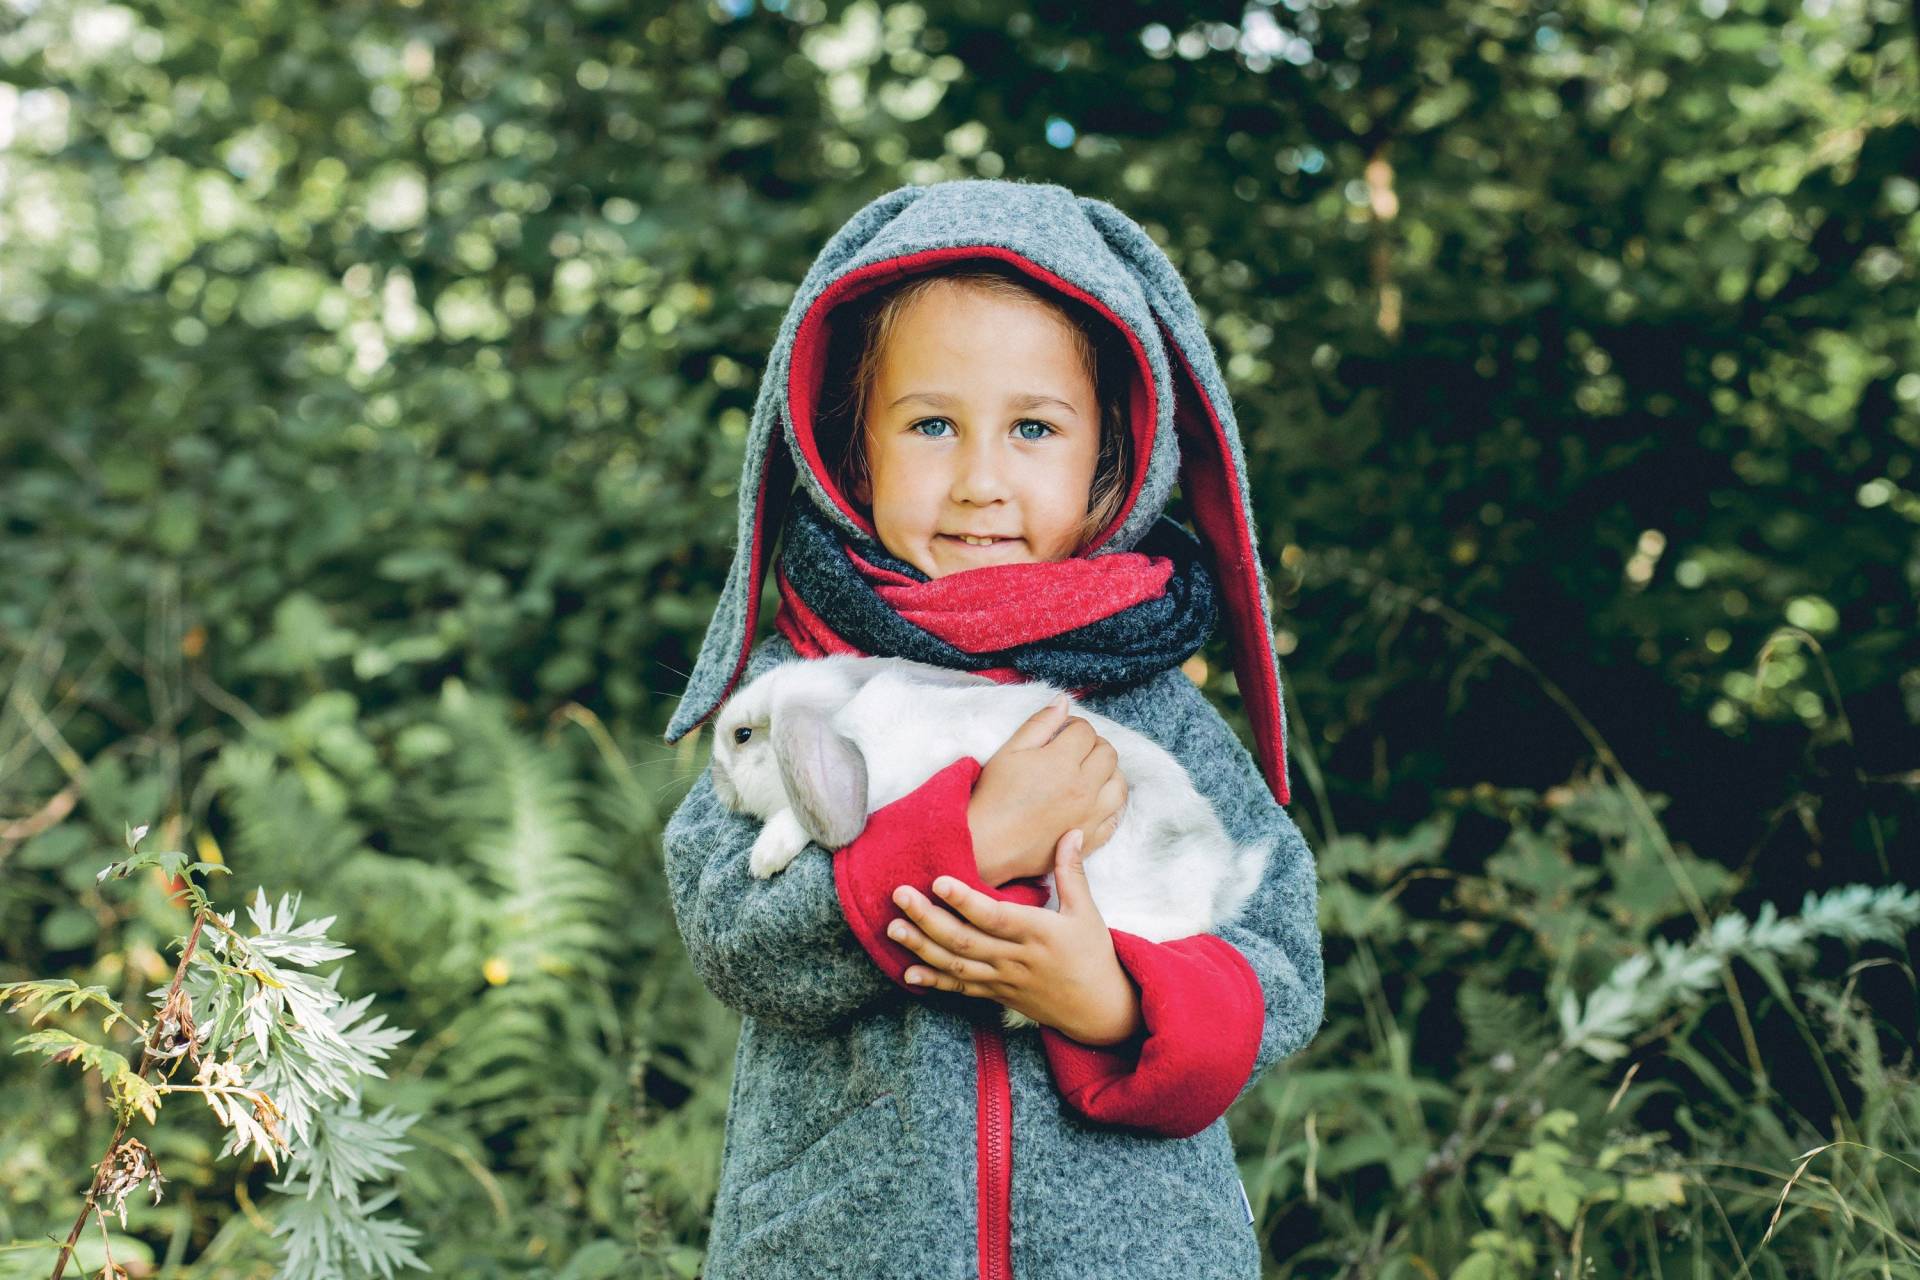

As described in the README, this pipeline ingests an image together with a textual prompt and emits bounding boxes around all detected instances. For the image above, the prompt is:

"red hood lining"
[784,245,1158,559]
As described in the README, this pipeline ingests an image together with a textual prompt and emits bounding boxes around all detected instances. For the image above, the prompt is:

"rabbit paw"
[999,1006,1039,1031]
[749,808,811,879]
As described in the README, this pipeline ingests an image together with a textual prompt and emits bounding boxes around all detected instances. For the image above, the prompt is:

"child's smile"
[851,281,1101,580]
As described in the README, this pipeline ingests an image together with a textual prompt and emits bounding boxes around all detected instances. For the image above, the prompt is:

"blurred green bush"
[1,0,1914,1275]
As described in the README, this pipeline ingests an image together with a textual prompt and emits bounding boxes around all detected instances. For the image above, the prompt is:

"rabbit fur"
[708,653,1270,1030]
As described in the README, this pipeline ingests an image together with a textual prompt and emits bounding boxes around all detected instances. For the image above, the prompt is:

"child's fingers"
[902,967,983,997]
[887,916,994,989]
[924,876,1035,941]
[999,693,1072,752]
[894,886,1029,955]
[1083,773,1127,852]
[892,883,1022,957]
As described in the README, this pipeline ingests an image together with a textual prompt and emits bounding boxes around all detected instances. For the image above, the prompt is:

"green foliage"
[1560,882,1920,1062]
[7,1028,152,1124]
[1233,769,1917,1277]
[0,978,141,1039]
[94,820,232,916]
[1,832,424,1279]
[0,0,1913,1274]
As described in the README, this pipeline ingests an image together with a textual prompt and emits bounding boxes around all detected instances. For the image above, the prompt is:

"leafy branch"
[0,822,426,1280]
[1558,883,1920,1062]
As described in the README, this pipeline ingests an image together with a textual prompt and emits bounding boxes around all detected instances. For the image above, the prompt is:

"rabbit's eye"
[733,726,753,745]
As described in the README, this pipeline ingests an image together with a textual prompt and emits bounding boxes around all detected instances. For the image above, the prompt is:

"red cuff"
[1038,931,1264,1139]
[832,757,1051,992]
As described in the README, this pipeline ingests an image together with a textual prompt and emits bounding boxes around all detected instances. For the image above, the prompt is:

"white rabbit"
[708,654,1269,1031]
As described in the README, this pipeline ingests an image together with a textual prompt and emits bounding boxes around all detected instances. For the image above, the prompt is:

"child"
[662,179,1326,1279]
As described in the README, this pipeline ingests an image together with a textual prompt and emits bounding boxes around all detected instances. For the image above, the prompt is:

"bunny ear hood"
[663,179,1293,807]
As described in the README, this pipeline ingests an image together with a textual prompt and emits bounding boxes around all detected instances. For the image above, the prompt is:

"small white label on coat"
[1238,1177,1254,1224]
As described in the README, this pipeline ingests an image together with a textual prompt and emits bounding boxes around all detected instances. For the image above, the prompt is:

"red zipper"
[973,1022,1014,1280]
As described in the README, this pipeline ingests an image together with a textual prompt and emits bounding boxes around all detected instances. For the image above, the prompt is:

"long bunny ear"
[663,186,928,748]
[771,698,870,849]
[1076,196,1292,807]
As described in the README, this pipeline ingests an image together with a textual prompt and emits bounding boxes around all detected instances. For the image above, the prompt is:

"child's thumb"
[1054,828,1088,910]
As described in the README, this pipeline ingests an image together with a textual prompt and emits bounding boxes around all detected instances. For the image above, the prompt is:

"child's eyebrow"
[887,390,1081,418]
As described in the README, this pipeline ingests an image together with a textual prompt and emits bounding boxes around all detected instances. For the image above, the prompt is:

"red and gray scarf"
[771,490,1217,689]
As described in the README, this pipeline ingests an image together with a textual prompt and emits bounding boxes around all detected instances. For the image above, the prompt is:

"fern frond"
[1458,980,1553,1065]
[1559,882,1920,1061]
[208,741,370,887]
[430,687,628,1136]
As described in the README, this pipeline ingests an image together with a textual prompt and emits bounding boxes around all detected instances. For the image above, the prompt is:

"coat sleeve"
[663,760,897,1033]
[1037,682,1326,1139]
[662,641,1052,1033]
[831,756,1052,988]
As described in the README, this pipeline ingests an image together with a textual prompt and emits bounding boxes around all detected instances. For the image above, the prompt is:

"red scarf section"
[773,544,1176,686]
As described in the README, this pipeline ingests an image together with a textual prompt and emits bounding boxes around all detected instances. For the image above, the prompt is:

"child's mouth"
[940,534,1021,550]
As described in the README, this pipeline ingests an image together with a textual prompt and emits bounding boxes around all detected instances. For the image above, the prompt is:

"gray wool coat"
[661,179,1327,1278]
[663,635,1325,1278]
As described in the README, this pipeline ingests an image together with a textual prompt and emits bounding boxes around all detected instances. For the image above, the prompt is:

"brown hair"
[815,262,1136,557]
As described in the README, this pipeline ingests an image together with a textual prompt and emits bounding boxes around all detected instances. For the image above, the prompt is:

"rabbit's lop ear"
[771,701,870,850]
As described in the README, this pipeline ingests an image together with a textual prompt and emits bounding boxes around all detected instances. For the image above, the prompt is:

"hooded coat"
[661,179,1326,1279]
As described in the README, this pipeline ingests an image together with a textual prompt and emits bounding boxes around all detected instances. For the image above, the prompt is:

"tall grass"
[1223,568,1918,1278]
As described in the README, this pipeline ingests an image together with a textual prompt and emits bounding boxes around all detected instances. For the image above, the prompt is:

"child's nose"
[950,436,1012,505]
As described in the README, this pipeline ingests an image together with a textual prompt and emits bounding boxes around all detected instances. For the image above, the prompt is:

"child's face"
[852,282,1101,580]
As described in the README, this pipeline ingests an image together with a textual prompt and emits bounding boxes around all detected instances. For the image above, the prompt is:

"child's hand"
[966,695,1127,887]
[886,829,1144,1047]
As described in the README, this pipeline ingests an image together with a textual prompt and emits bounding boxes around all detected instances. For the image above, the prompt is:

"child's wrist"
[1066,963,1146,1048]
[965,797,1009,886]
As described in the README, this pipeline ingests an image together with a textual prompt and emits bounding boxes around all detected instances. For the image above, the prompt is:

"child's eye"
[907,417,1056,441]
